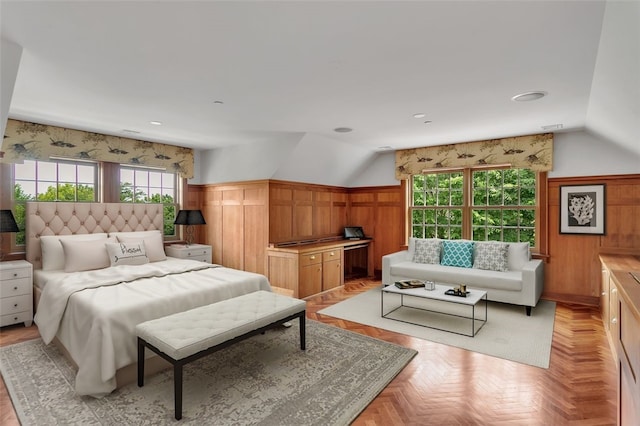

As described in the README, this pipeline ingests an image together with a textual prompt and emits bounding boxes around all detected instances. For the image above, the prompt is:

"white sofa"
[382,238,544,316]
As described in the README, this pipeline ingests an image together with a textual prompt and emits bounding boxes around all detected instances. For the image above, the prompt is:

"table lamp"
[173,209,206,247]
[0,209,19,261]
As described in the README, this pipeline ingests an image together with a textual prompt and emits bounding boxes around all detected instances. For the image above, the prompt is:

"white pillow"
[105,241,150,266]
[40,233,109,271]
[60,237,114,273]
[115,231,166,262]
[507,242,531,271]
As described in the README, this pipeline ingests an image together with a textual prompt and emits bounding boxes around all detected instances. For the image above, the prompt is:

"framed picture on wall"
[559,184,606,235]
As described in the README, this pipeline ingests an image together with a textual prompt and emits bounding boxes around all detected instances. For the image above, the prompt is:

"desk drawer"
[322,250,341,262]
[300,253,322,266]
[0,278,31,298]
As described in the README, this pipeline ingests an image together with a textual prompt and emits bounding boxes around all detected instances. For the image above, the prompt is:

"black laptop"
[344,226,365,240]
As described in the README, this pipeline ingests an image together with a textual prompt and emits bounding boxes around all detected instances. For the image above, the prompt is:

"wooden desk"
[266,239,372,298]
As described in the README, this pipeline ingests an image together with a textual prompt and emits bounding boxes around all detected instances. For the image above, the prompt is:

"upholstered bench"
[136,290,306,420]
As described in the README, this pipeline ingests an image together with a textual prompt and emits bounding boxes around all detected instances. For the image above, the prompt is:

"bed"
[26,202,272,397]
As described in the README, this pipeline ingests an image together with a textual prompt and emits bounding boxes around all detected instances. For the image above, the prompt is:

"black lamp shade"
[0,210,19,233]
[174,210,206,226]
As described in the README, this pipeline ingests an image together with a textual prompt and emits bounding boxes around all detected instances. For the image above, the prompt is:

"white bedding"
[34,258,272,397]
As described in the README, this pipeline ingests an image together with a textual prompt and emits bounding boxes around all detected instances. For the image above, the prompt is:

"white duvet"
[34,258,271,397]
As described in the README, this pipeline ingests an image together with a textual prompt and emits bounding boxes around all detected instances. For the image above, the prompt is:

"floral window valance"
[395,133,553,179]
[1,119,194,178]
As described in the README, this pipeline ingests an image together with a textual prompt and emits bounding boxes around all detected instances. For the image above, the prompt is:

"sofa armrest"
[521,259,544,307]
[382,250,409,285]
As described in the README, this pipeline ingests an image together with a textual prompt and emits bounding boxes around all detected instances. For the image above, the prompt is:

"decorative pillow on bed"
[105,242,150,266]
[112,231,166,262]
[40,233,109,271]
[412,238,441,264]
[473,242,510,272]
[60,237,115,273]
[440,240,474,268]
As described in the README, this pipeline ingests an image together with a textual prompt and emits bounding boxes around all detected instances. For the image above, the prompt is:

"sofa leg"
[525,306,532,316]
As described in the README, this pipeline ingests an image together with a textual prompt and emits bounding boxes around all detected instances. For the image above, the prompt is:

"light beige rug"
[0,320,416,425]
[319,286,555,368]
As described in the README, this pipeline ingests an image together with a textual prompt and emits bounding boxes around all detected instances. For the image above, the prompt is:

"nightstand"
[0,260,33,327]
[166,244,212,263]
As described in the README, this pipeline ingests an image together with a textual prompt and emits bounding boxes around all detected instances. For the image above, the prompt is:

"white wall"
[585,0,640,157]
[348,151,399,187]
[549,130,640,178]
[1,39,22,140]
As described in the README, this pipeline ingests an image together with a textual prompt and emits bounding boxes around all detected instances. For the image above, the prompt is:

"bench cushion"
[136,290,305,360]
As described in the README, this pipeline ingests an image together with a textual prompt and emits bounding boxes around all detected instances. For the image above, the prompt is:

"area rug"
[0,320,416,426]
[319,287,555,368]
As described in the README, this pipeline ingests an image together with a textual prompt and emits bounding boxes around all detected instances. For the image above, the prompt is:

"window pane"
[413,192,425,206]
[37,162,56,179]
[135,170,148,186]
[121,169,134,184]
[58,163,76,182]
[14,161,35,180]
[504,188,519,205]
[15,181,36,199]
[57,183,76,201]
[437,190,450,206]
[149,172,162,187]
[78,184,95,201]
[77,165,94,183]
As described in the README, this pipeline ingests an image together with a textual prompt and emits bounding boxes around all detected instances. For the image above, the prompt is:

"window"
[119,166,179,238]
[411,167,540,248]
[13,159,98,245]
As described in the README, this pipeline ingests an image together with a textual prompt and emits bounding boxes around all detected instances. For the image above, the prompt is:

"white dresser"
[0,260,33,327]
[165,244,212,263]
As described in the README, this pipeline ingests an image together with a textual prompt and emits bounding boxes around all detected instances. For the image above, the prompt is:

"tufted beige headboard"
[26,202,165,270]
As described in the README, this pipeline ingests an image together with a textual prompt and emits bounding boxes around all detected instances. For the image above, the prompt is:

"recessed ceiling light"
[413,113,426,119]
[334,127,353,133]
[424,120,432,124]
[213,100,224,104]
[150,121,163,126]
[377,146,393,151]
[122,129,141,134]
[511,91,547,102]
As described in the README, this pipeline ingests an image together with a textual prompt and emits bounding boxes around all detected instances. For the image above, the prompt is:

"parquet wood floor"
[0,279,617,425]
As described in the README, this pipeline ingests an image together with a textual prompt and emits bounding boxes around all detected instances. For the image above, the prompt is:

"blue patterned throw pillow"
[440,240,474,268]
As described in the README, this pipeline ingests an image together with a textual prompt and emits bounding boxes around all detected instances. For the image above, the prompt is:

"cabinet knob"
[14,286,18,290]
[330,251,335,256]
[310,255,316,260]
[601,291,606,296]
[611,288,617,294]
[14,303,18,307]
[13,273,18,277]
[14,317,18,321]
[611,318,617,324]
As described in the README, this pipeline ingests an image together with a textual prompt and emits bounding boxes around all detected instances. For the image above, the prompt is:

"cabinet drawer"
[0,267,31,281]
[300,253,322,266]
[0,295,31,315]
[187,255,210,262]
[0,311,31,327]
[0,278,31,298]
[182,248,211,258]
[322,250,341,262]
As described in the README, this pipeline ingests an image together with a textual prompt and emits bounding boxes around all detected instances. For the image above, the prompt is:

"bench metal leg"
[137,338,145,387]
[299,314,306,350]
[175,363,183,420]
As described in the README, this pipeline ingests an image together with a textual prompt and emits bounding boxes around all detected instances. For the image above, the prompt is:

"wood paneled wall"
[348,183,406,273]
[546,175,640,305]
[187,180,405,278]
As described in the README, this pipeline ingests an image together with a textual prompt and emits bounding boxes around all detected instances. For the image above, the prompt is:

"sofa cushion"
[507,242,530,271]
[441,240,474,268]
[390,261,522,292]
[474,242,509,272]
[413,238,441,264]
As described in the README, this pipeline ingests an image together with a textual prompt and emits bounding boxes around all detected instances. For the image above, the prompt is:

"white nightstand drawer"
[1,294,31,315]
[0,311,32,327]
[166,244,212,263]
[0,278,31,298]
[0,267,31,281]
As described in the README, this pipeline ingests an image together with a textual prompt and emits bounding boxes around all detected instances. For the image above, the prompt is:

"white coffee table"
[381,283,487,337]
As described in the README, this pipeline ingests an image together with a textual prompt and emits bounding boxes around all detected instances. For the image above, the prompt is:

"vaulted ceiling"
[1,1,638,159]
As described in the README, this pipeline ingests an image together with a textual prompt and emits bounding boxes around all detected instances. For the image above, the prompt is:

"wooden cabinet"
[600,255,640,425]
[0,260,33,328]
[265,240,371,298]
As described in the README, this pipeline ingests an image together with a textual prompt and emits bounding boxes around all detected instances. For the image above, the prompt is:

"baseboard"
[542,292,599,307]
